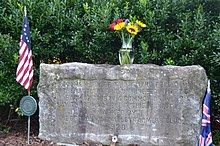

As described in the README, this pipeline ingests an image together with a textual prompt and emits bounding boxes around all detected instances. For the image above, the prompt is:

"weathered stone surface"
[38,63,207,146]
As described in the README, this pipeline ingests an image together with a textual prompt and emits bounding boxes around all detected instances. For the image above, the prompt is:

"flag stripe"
[203,104,209,117]
[16,43,29,82]
[199,135,204,146]
[18,50,32,87]
[16,12,33,91]
[16,42,27,77]
[206,133,212,145]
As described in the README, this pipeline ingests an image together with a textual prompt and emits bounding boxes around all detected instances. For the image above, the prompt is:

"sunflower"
[136,20,146,28]
[126,24,138,35]
[114,22,125,31]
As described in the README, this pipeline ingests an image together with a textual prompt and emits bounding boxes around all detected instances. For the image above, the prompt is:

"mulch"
[0,116,56,146]
[0,116,138,146]
[0,131,55,146]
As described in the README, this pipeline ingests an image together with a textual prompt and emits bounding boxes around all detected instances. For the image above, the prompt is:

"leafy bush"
[0,0,220,143]
[0,33,25,105]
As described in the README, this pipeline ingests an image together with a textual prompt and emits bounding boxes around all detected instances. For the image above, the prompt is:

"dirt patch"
[0,115,56,146]
[0,116,138,146]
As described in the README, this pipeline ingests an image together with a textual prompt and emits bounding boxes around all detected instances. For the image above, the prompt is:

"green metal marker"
[20,96,37,145]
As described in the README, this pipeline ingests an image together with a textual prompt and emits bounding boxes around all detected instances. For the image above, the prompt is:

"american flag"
[16,11,33,91]
[198,80,213,146]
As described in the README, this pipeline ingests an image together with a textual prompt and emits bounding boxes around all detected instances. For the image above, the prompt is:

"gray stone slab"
[37,63,207,146]
[57,142,78,146]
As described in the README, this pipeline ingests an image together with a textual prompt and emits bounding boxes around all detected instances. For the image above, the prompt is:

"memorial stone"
[38,63,207,146]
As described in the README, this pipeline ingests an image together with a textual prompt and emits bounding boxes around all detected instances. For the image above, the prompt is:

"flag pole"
[24,6,30,97]
[24,6,27,17]
[24,6,31,145]
[207,79,210,93]
[17,6,34,144]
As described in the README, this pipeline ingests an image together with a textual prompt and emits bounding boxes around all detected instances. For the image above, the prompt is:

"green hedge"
[0,0,220,142]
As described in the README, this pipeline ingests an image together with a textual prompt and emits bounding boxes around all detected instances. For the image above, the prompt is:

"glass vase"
[119,39,134,65]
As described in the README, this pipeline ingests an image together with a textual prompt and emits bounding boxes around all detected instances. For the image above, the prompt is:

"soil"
[0,115,138,146]
[0,115,56,146]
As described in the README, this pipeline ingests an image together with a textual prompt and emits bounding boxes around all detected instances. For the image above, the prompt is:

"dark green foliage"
[0,0,220,143]
[0,33,25,105]
[0,122,10,133]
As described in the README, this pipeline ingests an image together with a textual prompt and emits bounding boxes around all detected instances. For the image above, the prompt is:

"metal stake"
[28,116,30,145]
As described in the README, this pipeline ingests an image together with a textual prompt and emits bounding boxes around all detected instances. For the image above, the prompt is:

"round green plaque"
[20,96,37,116]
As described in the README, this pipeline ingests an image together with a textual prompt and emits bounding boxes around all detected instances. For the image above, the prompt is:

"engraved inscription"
[54,79,184,133]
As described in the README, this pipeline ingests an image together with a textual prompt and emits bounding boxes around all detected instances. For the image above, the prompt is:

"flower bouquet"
[109,18,146,65]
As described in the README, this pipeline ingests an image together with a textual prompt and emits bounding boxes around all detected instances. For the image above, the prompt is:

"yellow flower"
[136,20,146,28]
[53,57,62,64]
[114,22,125,31]
[126,24,138,35]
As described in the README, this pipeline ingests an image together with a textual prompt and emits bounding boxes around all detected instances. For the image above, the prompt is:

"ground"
[0,116,56,146]
[0,116,137,146]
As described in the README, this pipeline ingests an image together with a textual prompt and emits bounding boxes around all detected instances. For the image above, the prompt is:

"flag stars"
[16,13,33,91]
[26,36,30,42]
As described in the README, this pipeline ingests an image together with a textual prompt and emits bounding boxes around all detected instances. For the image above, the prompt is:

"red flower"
[109,22,116,30]
[115,19,123,24]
